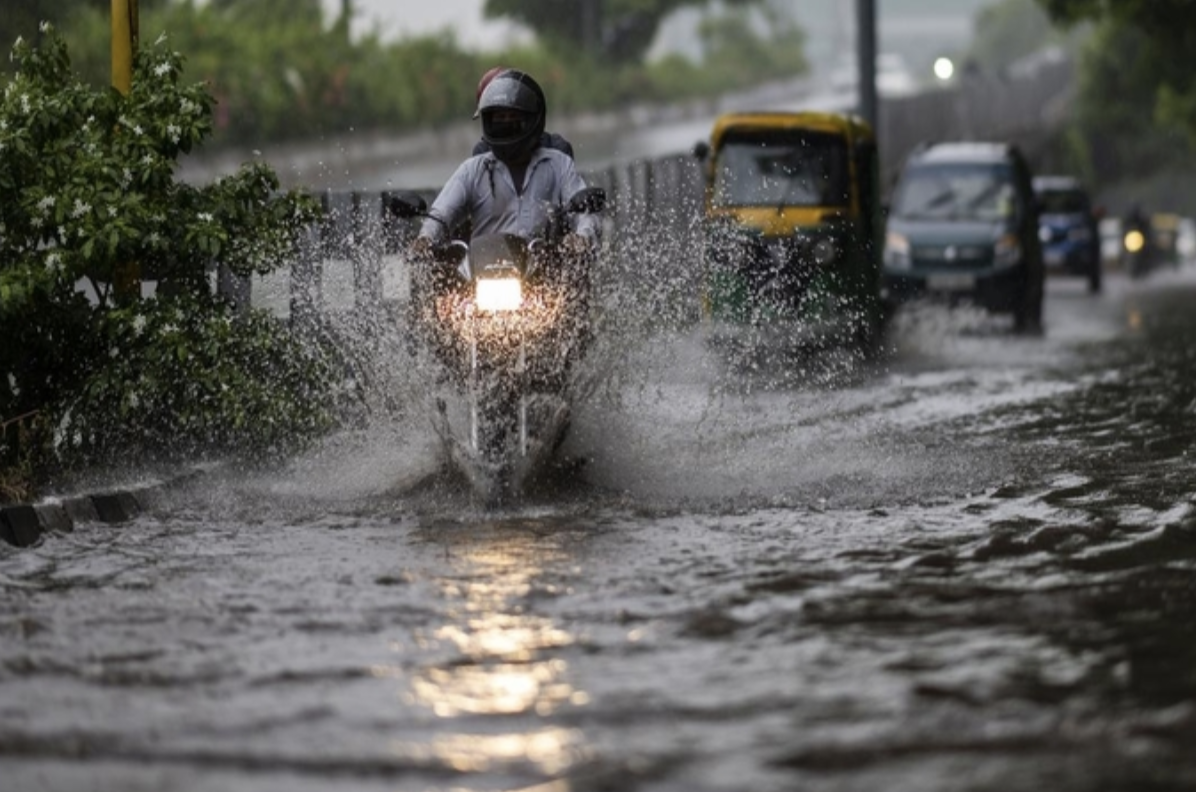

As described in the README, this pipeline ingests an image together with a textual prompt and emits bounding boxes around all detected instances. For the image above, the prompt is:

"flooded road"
[4,268,1196,792]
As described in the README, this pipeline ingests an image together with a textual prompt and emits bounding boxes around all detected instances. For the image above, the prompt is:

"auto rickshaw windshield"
[712,129,850,209]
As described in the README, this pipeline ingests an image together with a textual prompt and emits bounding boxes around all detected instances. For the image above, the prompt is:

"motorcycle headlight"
[1124,230,1146,253]
[883,231,911,270]
[994,233,1022,267]
[476,276,523,312]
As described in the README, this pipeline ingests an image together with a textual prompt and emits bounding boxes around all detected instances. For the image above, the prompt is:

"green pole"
[111,0,137,95]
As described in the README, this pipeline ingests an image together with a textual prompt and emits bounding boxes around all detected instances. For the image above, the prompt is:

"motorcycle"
[388,187,605,504]
[1122,218,1155,279]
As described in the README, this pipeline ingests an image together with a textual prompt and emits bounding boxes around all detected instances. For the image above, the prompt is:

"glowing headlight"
[994,233,1022,267]
[475,277,523,312]
[883,231,911,270]
[1124,230,1146,253]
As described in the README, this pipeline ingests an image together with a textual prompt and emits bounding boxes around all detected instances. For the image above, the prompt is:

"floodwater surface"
[3,270,1196,792]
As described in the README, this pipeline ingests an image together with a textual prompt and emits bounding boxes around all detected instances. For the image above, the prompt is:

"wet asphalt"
[3,267,1196,792]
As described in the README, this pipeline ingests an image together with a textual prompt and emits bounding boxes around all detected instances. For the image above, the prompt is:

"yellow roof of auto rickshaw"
[708,110,875,145]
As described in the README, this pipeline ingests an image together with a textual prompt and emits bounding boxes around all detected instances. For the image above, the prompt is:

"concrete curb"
[0,466,213,549]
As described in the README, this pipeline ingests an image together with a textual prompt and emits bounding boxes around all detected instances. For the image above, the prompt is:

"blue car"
[1033,175,1102,293]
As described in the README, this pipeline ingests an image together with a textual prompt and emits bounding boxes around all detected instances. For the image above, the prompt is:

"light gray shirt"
[419,148,601,244]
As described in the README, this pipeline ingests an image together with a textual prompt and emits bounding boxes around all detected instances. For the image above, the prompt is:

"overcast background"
[318,1,995,78]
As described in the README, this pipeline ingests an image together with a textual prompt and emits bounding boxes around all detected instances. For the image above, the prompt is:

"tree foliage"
[483,0,761,65]
[0,26,340,494]
[1036,0,1196,142]
[4,1,809,152]
[966,0,1075,71]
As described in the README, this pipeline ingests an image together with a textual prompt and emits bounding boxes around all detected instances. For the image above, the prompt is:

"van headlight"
[883,231,911,270]
[476,276,523,312]
[994,233,1022,267]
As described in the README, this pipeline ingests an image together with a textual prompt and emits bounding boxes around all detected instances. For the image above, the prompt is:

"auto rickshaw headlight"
[813,238,838,265]
[883,232,911,270]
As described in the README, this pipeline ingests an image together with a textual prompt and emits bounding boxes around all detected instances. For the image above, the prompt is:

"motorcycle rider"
[470,67,575,159]
[1122,202,1154,274]
[408,69,599,263]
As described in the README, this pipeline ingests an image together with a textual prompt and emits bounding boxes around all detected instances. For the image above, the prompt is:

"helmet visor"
[482,110,533,144]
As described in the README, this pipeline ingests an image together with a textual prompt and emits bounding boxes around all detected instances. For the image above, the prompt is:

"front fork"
[468,335,528,461]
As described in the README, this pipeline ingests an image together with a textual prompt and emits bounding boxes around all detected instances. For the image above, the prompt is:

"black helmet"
[477,69,546,164]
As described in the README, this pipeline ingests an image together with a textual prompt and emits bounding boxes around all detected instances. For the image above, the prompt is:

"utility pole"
[112,0,140,303]
[856,0,877,130]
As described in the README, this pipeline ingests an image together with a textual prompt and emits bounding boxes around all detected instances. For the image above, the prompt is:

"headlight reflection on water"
[384,531,594,777]
[391,727,590,776]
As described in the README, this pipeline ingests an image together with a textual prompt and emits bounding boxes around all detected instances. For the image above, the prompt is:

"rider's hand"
[407,235,435,262]
[562,232,593,258]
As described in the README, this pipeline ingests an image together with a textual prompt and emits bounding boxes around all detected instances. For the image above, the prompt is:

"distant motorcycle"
[388,187,605,504]
[1122,222,1154,279]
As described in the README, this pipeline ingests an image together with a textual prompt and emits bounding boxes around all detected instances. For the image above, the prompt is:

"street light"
[934,57,955,82]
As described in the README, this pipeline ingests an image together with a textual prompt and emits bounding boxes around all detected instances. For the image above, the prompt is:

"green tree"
[1036,0,1196,141]
[0,26,340,498]
[482,0,762,65]
[967,0,1077,71]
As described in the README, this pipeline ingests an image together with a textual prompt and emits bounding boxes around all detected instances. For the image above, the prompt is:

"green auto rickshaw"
[694,110,884,351]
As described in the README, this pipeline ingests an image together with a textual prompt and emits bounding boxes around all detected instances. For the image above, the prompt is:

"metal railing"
[227,57,1074,320]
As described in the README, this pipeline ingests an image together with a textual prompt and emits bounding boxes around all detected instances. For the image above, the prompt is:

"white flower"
[155,32,167,46]
[31,216,43,229]
[71,198,91,218]
[36,196,55,213]
[45,252,62,272]
[108,206,117,217]
[141,154,154,166]
[153,62,171,78]
[39,22,50,33]
[132,124,144,135]
[197,212,214,223]
[166,124,181,143]
[133,315,146,333]
[180,99,198,115]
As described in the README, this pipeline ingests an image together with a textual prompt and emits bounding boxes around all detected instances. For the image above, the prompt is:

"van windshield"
[1037,188,1089,214]
[891,162,1015,222]
[713,129,850,209]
